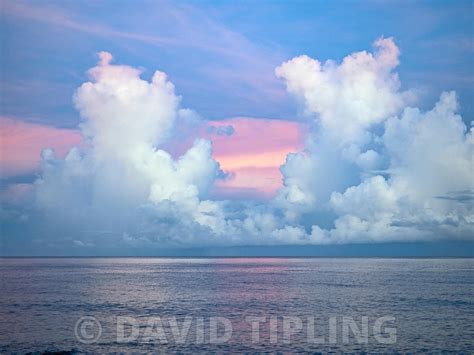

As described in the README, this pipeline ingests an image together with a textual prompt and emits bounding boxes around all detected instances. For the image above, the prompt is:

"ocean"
[0,258,472,353]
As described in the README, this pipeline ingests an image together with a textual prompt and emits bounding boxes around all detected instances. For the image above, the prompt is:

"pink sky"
[0,116,305,198]
[204,117,305,198]
[0,117,82,177]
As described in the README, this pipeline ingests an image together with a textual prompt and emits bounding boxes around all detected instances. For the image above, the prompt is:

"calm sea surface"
[0,258,473,353]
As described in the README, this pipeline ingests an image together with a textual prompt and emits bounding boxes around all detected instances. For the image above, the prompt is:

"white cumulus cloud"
[34,53,223,245]
[2,39,473,253]
[276,37,415,145]
[275,39,473,244]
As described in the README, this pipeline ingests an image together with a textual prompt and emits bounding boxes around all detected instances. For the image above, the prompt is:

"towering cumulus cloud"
[276,38,413,144]
[34,52,222,247]
[275,37,473,243]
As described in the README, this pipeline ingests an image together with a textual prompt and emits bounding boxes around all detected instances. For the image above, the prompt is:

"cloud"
[31,52,223,247]
[74,51,180,154]
[2,1,290,121]
[207,124,235,137]
[163,117,306,199]
[273,38,411,211]
[435,191,474,204]
[276,37,415,144]
[275,39,473,243]
[1,39,472,254]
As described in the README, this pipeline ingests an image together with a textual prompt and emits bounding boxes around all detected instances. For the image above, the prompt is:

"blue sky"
[1,0,473,126]
[0,0,473,256]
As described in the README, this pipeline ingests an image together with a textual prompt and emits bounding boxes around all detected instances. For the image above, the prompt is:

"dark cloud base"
[1,242,472,258]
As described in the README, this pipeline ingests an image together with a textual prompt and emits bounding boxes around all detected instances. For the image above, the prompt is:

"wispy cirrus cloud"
[2,1,289,120]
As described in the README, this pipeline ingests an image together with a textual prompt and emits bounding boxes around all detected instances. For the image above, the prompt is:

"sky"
[0,0,473,256]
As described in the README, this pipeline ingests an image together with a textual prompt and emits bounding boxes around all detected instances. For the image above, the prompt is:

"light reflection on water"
[0,258,473,352]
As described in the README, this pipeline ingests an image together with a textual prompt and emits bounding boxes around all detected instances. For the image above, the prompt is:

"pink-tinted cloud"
[205,117,306,198]
[0,117,82,176]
